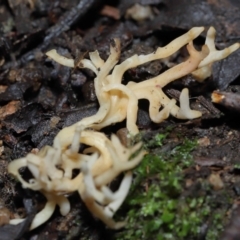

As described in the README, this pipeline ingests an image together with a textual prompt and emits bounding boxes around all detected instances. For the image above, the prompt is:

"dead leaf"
[0,101,21,120]
[209,172,224,190]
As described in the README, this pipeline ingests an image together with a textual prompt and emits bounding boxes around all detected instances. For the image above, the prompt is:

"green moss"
[233,163,240,170]
[115,134,227,240]
[144,132,169,148]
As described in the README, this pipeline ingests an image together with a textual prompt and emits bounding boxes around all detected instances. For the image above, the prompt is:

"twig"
[212,90,240,112]
[2,0,97,70]
[197,95,221,115]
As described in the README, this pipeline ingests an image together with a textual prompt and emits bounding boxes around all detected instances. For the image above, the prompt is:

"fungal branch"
[7,26,239,231]
[47,26,239,137]
[8,127,144,230]
[192,26,240,81]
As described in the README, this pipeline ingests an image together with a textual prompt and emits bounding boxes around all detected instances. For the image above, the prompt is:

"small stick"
[212,90,240,112]
[2,0,97,70]
[197,95,221,115]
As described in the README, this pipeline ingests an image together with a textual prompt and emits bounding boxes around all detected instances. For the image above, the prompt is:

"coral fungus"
[8,26,239,230]
[8,127,144,229]
[47,26,239,138]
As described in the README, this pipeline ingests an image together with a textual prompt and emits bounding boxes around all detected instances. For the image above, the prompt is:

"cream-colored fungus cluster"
[8,127,144,229]
[46,26,239,138]
[192,27,240,81]
[8,26,239,230]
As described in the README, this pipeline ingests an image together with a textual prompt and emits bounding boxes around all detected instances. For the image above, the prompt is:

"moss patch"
[115,133,229,240]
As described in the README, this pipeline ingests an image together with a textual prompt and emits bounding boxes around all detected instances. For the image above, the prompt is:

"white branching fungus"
[46,49,74,68]
[81,154,133,229]
[8,26,239,231]
[46,26,239,136]
[8,126,143,230]
[9,191,70,230]
[192,27,240,81]
[125,41,209,126]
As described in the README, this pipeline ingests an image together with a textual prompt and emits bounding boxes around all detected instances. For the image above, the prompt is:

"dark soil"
[1,0,240,239]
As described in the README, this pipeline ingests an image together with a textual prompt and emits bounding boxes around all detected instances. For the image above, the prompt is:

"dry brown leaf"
[0,101,21,120]
[209,172,224,190]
